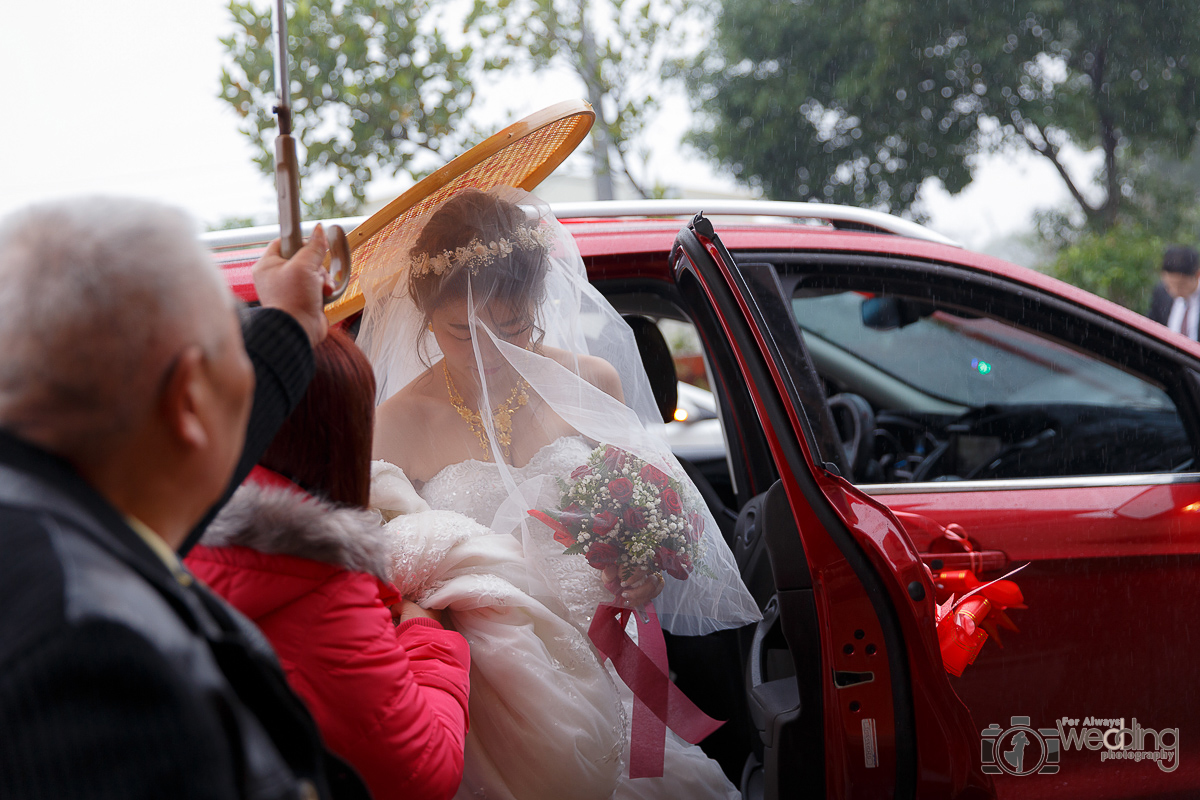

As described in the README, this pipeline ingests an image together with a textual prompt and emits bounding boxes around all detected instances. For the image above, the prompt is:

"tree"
[1042,143,1200,311]
[1045,224,1164,311]
[466,0,687,199]
[220,0,478,217]
[686,0,1200,229]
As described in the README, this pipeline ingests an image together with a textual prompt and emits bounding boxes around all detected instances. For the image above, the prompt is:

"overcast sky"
[2,0,1097,257]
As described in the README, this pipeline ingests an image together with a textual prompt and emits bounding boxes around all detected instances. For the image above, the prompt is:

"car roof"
[202,199,1200,357]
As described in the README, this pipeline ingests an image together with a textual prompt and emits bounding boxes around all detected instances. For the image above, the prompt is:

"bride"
[357,187,761,799]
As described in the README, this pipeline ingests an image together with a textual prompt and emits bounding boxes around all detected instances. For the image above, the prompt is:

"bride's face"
[430,296,534,390]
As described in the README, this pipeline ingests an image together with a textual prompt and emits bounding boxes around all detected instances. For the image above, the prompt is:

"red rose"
[603,446,627,471]
[570,464,593,480]
[639,464,671,489]
[623,506,649,531]
[660,488,683,516]
[607,477,634,504]
[552,528,575,547]
[592,510,619,536]
[686,512,706,542]
[656,546,694,580]
[585,541,621,569]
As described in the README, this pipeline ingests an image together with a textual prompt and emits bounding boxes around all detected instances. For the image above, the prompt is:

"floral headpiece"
[410,224,556,278]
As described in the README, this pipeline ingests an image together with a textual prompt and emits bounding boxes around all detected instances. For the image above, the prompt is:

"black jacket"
[0,309,370,800]
[1148,281,1174,327]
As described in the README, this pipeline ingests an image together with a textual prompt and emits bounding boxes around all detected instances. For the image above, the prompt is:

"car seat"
[623,315,738,544]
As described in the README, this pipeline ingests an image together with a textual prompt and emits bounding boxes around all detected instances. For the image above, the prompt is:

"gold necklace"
[444,363,529,459]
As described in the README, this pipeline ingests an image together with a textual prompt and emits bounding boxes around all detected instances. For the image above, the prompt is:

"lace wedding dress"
[372,436,740,800]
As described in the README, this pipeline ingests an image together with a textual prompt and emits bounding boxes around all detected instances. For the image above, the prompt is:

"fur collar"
[201,482,391,583]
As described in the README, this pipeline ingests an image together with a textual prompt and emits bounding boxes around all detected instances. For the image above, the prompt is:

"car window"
[658,319,725,455]
[794,292,1172,409]
[790,290,1193,482]
[658,318,709,393]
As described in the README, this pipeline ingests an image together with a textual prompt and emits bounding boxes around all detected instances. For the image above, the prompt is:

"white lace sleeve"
[370,459,431,519]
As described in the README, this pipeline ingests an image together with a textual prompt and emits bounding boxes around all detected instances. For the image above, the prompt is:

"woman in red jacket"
[186,328,469,800]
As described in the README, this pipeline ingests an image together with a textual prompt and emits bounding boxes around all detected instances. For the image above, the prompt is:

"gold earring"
[427,323,434,332]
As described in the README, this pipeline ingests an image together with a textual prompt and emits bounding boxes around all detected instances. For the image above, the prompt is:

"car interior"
[634,254,1200,494]
[785,276,1197,485]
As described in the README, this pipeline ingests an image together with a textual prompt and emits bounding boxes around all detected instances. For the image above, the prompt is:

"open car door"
[669,214,993,799]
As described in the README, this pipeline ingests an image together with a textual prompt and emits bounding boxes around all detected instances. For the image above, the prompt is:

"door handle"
[920,550,1008,573]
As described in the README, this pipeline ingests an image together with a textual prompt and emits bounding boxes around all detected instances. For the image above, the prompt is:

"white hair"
[0,196,231,454]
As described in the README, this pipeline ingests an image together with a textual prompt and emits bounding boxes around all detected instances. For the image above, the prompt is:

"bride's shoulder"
[373,367,451,472]
[541,347,623,402]
[377,367,444,417]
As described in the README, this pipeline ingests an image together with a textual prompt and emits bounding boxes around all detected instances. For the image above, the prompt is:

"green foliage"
[466,0,687,197]
[686,0,1200,229]
[1045,225,1166,311]
[219,0,478,217]
[207,214,264,232]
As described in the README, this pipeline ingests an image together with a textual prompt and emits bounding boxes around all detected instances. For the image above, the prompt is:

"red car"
[206,199,1200,800]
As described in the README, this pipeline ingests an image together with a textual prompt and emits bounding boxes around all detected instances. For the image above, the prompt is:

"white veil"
[357,186,759,636]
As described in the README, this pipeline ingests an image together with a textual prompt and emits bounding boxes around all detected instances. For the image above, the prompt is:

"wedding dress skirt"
[371,437,739,800]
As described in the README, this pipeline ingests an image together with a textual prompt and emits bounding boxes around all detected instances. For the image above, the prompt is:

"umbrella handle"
[326,225,351,302]
[275,131,303,259]
[271,0,350,306]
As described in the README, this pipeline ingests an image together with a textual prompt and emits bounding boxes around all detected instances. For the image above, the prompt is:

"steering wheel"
[827,393,876,480]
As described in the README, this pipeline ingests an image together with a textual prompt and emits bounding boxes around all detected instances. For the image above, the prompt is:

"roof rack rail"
[201,217,365,255]
[549,199,959,246]
[199,199,958,252]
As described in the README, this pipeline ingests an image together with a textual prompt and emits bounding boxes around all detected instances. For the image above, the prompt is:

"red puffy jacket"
[185,470,469,800]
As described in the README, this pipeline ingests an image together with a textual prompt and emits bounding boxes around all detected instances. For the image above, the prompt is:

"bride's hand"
[391,599,442,626]
[601,565,665,609]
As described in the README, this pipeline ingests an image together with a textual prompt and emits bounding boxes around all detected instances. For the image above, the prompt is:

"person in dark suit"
[0,197,370,799]
[1147,244,1200,340]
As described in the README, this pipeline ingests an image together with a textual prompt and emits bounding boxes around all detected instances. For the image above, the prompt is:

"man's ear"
[160,346,209,450]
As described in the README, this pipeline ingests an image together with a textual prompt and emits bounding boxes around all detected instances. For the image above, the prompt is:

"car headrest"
[623,315,678,424]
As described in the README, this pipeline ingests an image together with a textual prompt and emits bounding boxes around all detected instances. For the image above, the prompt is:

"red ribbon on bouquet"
[588,602,724,778]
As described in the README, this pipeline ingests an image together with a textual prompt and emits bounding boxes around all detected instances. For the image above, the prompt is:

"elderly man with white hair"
[0,197,371,799]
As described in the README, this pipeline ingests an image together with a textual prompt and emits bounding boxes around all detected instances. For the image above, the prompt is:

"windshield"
[792,291,1173,410]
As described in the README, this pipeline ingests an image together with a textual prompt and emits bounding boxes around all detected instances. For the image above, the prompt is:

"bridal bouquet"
[528,444,711,583]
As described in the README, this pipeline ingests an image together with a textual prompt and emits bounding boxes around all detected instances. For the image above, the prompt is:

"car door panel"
[772,258,1200,798]
[881,482,1200,560]
[879,483,1200,798]
[745,481,824,798]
